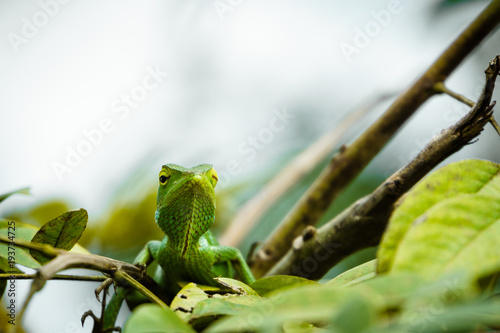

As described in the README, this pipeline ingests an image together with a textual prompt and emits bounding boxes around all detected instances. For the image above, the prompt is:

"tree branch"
[250,0,500,278]
[266,55,500,279]
[0,235,141,278]
[0,235,169,325]
[220,93,395,247]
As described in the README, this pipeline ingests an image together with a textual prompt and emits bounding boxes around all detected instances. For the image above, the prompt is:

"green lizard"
[102,163,255,330]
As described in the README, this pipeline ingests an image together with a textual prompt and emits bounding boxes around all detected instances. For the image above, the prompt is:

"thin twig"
[433,82,475,107]
[250,0,500,278]
[0,234,63,258]
[0,273,106,282]
[433,80,500,139]
[490,116,500,137]
[267,55,499,279]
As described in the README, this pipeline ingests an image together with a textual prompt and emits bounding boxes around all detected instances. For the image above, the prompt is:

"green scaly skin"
[102,164,255,330]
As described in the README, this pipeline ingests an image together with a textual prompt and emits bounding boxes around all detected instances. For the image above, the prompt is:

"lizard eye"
[159,172,171,185]
[208,168,218,188]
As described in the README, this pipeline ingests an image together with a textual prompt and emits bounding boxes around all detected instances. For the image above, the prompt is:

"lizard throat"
[156,175,216,257]
[181,221,191,257]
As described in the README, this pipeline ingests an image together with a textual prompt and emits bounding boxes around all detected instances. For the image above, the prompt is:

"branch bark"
[250,0,500,278]
[266,55,500,279]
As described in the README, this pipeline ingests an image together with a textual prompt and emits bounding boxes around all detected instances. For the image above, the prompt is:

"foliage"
[121,160,500,332]
[2,160,500,332]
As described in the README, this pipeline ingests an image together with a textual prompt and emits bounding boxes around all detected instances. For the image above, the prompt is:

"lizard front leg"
[134,240,162,266]
[209,245,256,284]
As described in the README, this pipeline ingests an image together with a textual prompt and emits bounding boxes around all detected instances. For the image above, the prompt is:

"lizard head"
[155,164,218,244]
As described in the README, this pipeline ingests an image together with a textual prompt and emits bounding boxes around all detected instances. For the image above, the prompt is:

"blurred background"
[1,0,500,332]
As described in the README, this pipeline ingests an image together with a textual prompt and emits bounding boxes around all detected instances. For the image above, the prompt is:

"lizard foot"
[133,262,147,279]
[95,277,114,303]
[81,310,122,332]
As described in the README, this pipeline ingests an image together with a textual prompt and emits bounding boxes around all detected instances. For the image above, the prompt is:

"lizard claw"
[134,262,147,277]
[95,277,114,303]
[81,309,122,332]
[81,310,98,327]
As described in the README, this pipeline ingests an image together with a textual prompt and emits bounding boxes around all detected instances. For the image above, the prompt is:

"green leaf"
[0,220,41,269]
[328,292,378,333]
[123,304,195,333]
[401,270,478,315]
[205,285,381,333]
[377,159,500,274]
[30,209,88,264]
[205,271,487,333]
[191,295,260,318]
[393,298,500,332]
[352,272,423,310]
[0,187,29,204]
[250,275,320,297]
[326,260,377,287]
[360,271,498,332]
[282,321,328,333]
[0,256,21,274]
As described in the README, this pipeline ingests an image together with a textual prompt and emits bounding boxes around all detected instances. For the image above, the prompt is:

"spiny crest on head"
[163,164,213,173]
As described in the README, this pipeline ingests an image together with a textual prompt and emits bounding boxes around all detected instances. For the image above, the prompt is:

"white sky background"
[0,1,499,332]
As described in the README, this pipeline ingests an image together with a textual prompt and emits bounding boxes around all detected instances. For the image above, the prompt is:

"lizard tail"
[103,288,127,330]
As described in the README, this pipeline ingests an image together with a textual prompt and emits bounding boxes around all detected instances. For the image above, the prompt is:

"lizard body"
[102,164,255,329]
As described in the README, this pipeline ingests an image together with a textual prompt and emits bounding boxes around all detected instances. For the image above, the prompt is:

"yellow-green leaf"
[0,188,29,204]
[250,275,320,296]
[170,282,209,322]
[377,159,500,274]
[0,220,41,269]
[391,193,500,280]
[327,260,377,287]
